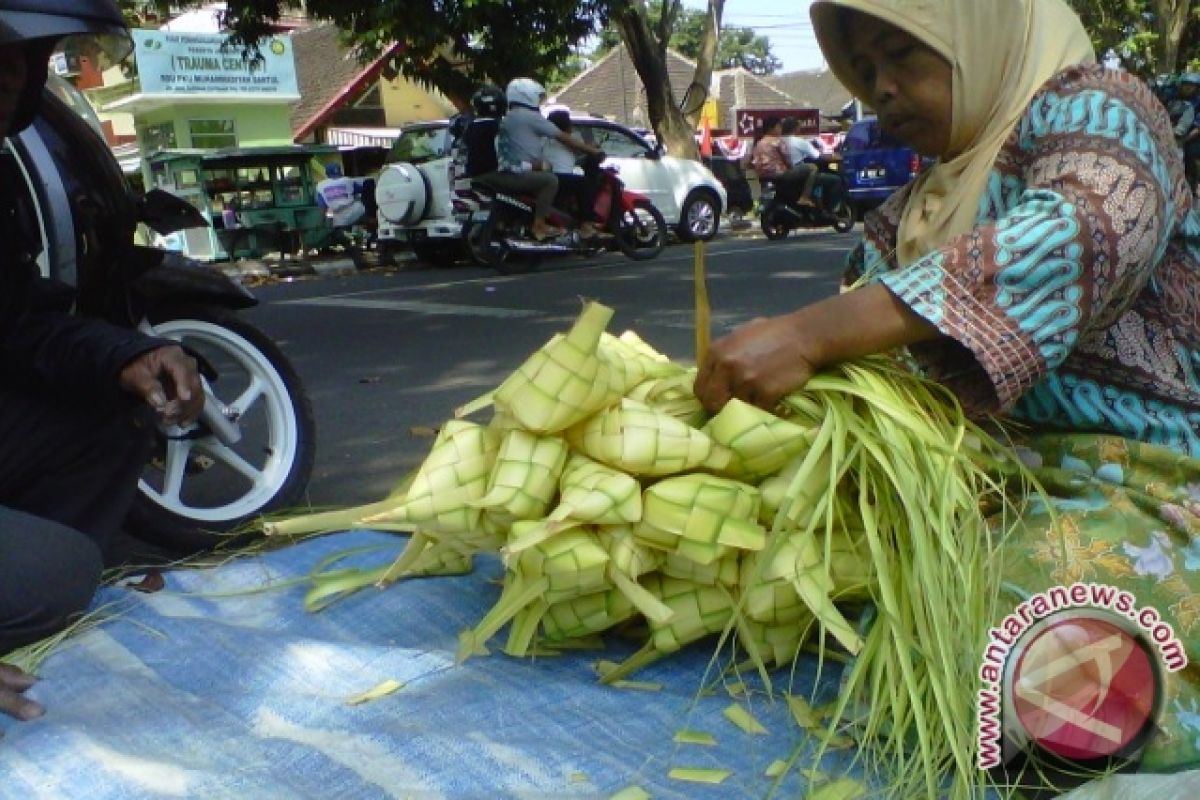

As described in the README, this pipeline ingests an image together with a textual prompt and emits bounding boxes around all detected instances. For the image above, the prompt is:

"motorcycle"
[463,156,669,275]
[759,158,856,238]
[3,77,316,551]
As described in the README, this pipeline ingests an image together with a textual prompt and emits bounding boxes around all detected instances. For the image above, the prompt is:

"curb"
[216,256,361,282]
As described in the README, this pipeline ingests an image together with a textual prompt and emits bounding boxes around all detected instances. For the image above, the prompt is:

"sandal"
[532,224,565,241]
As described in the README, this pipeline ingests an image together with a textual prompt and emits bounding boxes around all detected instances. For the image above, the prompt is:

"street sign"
[735,108,821,138]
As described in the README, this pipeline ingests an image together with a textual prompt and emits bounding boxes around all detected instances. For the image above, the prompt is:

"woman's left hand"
[694,311,819,413]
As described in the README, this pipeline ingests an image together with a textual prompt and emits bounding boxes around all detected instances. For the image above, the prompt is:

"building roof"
[763,69,855,117]
[551,44,698,128]
[713,68,800,128]
[289,23,401,142]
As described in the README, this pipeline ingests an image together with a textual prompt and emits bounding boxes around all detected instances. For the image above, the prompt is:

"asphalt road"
[241,231,856,509]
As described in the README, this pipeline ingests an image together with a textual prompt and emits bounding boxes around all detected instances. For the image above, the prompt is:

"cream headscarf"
[811,0,1095,266]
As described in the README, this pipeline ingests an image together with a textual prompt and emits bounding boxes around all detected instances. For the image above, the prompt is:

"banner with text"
[133,30,300,98]
[735,108,821,138]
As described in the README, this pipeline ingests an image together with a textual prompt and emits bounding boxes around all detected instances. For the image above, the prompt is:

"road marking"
[280,296,543,318]
[281,240,844,305]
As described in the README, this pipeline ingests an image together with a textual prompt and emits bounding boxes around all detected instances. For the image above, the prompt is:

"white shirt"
[542,137,581,174]
[784,135,821,166]
[316,177,366,227]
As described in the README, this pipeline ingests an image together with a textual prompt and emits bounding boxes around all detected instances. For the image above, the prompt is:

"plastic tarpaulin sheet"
[0,531,859,799]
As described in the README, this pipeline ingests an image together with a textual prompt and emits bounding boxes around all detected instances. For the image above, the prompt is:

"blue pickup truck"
[839,117,929,218]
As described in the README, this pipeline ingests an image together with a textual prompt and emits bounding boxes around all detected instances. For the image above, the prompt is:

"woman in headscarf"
[694,0,1200,793]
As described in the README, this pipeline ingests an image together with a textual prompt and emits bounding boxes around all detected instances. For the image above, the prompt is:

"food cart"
[146,144,343,261]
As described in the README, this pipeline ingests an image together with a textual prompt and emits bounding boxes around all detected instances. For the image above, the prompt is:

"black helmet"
[470,84,507,118]
[0,0,131,134]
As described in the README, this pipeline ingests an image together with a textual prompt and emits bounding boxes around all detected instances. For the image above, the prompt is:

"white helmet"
[506,78,546,110]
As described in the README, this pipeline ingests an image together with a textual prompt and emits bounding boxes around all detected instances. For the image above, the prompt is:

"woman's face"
[843,11,953,158]
[0,44,28,137]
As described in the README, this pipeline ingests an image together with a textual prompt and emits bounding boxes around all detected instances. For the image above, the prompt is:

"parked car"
[839,116,930,217]
[375,116,728,264]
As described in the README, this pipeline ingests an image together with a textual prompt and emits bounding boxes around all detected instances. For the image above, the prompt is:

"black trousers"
[555,172,601,223]
[0,387,154,654]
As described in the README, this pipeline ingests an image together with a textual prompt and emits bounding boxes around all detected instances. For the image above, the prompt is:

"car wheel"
[677,190,721,242]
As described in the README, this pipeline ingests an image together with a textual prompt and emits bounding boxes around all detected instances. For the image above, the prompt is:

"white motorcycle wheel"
[125,305,316,549]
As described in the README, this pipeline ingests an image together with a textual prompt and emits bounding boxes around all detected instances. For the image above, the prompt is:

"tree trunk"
[613,0,727,160]
[687,0,725,127]
[614,3,698,158]
[1153,0,1192,74]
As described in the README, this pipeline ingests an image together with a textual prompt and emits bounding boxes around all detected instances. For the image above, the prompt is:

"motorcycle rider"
[487,78,603,241]
[752,117,815,208]
[458,84,506,181]
[0,0,204,726]
[780,117,820,207]
[544,109,603,239]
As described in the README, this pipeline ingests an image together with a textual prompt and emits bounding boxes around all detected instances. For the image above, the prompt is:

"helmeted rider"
[459,83,505,181]
[0,0,205,724]
[483,77,603,241]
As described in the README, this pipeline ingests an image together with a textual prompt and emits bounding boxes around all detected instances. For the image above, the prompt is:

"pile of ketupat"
[264,300,1027,800]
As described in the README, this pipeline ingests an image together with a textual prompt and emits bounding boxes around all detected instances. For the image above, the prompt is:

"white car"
[375,117,728,264]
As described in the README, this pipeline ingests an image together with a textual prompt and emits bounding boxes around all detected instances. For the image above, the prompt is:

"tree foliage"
[152,0,723,156]
[1067,0,1199,76]
[212,0,610,107]
[597,1,780,74]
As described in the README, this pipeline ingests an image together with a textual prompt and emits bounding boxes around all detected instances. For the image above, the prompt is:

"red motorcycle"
[464,156,669,274]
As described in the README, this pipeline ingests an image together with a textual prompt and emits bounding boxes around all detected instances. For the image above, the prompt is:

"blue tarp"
[0,531,861,799]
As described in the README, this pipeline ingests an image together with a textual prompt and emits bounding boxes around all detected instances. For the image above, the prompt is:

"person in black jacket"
[0,0,204,731]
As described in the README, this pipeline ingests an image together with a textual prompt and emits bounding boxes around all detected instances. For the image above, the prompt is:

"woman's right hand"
[0,663,44,730]
[694,311,819,414]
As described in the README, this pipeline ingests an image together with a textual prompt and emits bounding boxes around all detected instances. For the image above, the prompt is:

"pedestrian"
[315,162,366,228]
[0,0,205,727]
[696,0,1200,792]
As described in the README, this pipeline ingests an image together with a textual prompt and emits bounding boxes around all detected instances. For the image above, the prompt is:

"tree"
[608,0,725,158]
[596,1,781,75]
[1068,0,1199,76]
[176,0,722,157]
[212,0,611,108]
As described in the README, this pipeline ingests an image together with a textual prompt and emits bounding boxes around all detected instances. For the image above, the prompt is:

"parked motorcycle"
[3,78,316,551]
[463,157,669,274]
[759,158,855,238]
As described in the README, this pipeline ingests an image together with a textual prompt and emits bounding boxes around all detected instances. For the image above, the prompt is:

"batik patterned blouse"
[847,64,1200,456]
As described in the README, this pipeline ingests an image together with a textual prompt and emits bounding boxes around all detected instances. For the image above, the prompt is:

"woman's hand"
[0,663,44,730]
[693,285,942,415]
[695,311,819,413]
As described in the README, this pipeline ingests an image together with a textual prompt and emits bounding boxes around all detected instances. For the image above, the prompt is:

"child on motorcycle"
[545,109,604,239]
